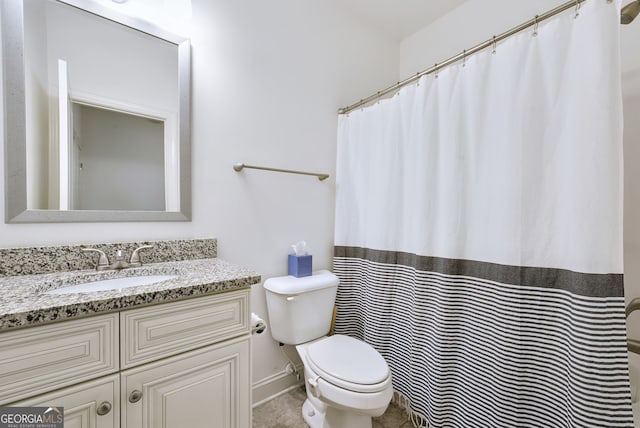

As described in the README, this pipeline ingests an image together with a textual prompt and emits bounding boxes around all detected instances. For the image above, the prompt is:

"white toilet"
[263,270,393,428]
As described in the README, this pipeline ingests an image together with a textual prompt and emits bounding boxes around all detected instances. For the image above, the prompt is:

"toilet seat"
[306,335,390,394]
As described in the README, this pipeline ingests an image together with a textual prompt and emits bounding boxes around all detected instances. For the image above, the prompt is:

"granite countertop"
[0,258,261,330]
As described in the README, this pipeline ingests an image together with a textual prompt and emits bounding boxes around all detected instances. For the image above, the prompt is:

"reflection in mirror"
[70,104,167,211]
[1,0,191,222]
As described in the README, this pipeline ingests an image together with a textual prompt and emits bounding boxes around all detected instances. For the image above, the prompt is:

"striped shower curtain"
[333,1,633,427]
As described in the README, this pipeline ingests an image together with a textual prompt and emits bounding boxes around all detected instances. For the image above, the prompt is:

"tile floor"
[252,386,413,428]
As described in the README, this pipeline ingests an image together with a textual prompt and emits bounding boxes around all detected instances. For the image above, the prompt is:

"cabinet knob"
[96,401,112,416]
[129,390,143,403]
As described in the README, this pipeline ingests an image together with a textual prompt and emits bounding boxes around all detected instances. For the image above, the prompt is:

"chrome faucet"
[81,248,110,271]
[128,245,153,267]
[82,245,153,271]
[111,250,129,270]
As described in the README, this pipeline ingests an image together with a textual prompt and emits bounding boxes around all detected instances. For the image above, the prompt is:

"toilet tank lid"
[263,270,339,294]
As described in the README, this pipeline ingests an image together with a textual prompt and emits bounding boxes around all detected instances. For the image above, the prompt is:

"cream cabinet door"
[121,336,250,428]
[10,374,119,428]
[0,313,118,404]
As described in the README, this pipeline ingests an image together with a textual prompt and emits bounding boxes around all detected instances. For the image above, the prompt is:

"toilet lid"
[306,335,389,390]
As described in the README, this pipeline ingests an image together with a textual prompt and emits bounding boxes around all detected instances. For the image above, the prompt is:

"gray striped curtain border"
[334,246,623,298]
[333,246,632,427]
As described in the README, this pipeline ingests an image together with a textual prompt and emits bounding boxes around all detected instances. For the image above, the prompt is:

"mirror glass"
[1,0,191,222]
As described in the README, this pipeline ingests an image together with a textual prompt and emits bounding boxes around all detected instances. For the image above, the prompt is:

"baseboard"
[252,364,304,407]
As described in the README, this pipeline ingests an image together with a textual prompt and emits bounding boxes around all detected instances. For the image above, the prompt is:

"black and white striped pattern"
[334,247,633,428]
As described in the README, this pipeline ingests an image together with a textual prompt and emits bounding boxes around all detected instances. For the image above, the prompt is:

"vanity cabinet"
[120,291,251,428]
[0,289,251,427]
[10,375,120,428]
[0,313,119,404]
[121,337,250,428]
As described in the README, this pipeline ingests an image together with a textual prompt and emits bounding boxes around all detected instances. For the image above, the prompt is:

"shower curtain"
[333,1,633,427]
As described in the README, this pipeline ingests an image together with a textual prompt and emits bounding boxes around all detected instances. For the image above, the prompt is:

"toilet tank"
[263,270,339,345]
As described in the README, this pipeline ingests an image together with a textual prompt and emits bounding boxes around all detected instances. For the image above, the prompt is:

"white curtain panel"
[334,0,631,426]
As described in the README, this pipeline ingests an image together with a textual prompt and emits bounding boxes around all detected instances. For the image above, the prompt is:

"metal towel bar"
[626,298,640,354]
[233,163,329,181]
[627,298,640,319]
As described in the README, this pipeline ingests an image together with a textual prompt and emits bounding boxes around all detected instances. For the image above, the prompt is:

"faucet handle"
[129,245,153,267]
[82,248,110,271]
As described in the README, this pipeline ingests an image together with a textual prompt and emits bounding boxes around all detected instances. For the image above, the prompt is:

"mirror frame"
[1,0,191,223]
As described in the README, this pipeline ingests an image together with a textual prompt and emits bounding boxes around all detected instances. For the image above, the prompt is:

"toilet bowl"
[263,271,393,428]
[296,335,393,428]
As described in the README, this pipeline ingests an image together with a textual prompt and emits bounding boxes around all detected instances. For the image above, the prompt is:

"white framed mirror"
[1,0,191,222]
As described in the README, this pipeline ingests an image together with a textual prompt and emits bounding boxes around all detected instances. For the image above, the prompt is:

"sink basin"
[46,275,178,295]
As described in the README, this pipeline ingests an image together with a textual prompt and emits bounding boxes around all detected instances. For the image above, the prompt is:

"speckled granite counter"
[0,239,261,330]
[0,258,261,330]
[0,238,218,277]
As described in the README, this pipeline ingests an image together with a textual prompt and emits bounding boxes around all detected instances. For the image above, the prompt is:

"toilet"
[263,270,393,428]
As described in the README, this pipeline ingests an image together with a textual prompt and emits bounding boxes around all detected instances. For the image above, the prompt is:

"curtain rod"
[338,0,599,115]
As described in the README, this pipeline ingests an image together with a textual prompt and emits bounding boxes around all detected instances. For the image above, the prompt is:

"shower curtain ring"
[434,63,439,79]
[462,50,466,68]
[492,36,497,55]
[574,0,581,18]
[533,15,539,37]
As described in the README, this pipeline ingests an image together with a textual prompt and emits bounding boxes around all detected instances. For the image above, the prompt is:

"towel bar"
[626,298,640,354]
[233,163,329,181]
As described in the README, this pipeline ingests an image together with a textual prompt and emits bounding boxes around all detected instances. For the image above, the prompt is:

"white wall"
[621,0,640,336]
[625,95,640,416]
[188,0,397,392]
[399,0,568,77]
[0,0,399,400]
[626,93,640,313]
